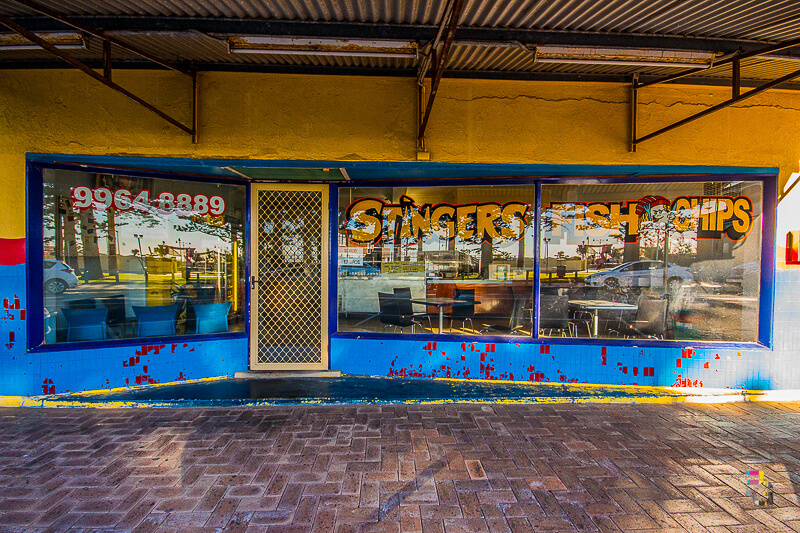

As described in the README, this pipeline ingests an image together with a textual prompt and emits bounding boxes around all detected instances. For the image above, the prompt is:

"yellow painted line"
[52,374,231,398]
[0,375,233,408]
[0,396,28,407]
[430,376,691,396]
[3,375,798,408]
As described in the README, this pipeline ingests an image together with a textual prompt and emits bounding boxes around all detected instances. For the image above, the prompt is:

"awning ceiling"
[3,0,800,89]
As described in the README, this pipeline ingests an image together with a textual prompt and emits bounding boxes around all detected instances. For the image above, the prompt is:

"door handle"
[250,276,261,289]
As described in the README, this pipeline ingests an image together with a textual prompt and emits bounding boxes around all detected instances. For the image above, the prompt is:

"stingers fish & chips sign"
[345,195,529,245]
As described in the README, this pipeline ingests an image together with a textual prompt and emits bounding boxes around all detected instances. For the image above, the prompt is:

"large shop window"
[540,181,762,342]
[42,169,246,344]
[338,185,536,335]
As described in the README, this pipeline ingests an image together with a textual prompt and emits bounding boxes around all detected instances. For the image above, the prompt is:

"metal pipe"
[9,0,193,77]
[0,14,193,135]
[417,81,426,150]
[416,0,456,85]
[103,38,111,80]
[192,68,199,144]
[418,0,465,142]
[634,65,800,145]
[630,74,638,153]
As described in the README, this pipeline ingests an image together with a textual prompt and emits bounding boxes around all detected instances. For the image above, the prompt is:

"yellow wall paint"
[2,69,800,238]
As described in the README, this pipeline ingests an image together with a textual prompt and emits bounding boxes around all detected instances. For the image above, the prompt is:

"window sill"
[331,331,770,350]
[28,331,247,353]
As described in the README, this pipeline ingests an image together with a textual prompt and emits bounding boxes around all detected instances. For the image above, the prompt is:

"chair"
[612,296,668,339]
[378,292,418,333]
[481,295,527,336]
[450,288,476,333]
[62,307,108,342]
[133,304,178,337]
[67,298,96,309]
[100,294,128,337]
[393,287,432,330]
[539,295,574,337]
[193,302,232,334]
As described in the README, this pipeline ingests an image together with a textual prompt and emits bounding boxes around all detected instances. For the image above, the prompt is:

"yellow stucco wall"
[2,69,800,239]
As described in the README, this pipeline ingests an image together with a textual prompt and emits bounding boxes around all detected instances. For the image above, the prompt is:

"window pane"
[539,181,762,341]
[43,169,246,343]
[338,185,536,335]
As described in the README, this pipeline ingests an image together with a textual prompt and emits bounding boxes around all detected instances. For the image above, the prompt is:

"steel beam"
[9,15,796,58]
[633,65,800,147]
[6,58,800,92]
[0,14,194,137]
[418,0,465,143]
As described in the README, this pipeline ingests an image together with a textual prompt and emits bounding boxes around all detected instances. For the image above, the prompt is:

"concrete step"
[233,370,341,379]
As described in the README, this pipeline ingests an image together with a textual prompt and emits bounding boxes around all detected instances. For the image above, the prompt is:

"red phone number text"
[71,186,225,216]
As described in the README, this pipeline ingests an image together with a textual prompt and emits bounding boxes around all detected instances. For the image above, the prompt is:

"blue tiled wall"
[330,269,800,391]
[0,263,248,397]
[3,264,798,396]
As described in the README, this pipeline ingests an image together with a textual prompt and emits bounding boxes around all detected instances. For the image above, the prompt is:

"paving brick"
[0,402,799,533]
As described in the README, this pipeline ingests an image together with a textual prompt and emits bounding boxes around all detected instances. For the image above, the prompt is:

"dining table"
[409,297,480,334]
[568,299,638,337]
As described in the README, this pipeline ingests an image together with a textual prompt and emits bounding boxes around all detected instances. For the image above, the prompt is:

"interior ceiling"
[3,0,800,88]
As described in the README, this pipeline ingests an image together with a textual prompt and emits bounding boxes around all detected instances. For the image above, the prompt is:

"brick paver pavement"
[1,402,799,532]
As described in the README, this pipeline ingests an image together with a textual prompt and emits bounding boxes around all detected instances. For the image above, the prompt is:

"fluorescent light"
[534,45,716,69]
[0,31,86,50]
[227,36,418,58]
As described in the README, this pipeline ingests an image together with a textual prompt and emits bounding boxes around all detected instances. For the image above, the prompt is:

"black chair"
[378,292,418,333]
[611,296,668,339]
[67,298,96,309]
[100,294,128,337]
[450,288,476,333]
[481,293,527,336]
[393,287,432,330]
[539,295,574,337]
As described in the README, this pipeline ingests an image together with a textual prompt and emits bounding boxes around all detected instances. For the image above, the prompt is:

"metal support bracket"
[4,0,198,143]
[416,0,465,153]
[632,64,800,149]
[631,36,800,150]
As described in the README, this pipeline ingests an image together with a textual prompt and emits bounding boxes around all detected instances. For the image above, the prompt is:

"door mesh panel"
[256,190,323,365]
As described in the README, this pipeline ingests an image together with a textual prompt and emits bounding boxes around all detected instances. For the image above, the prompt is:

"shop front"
[5,154,780,397]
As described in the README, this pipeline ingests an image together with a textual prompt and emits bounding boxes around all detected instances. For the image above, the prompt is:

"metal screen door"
[250,184,329,370]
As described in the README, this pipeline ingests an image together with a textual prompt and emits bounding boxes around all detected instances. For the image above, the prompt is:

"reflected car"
[339,262,381,277]
[584,260,693,291]
[726,261,759,284]
[44,260,80,294]
[726,261,760,294]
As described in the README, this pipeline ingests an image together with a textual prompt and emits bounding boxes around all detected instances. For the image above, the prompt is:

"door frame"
[249,183,329,370]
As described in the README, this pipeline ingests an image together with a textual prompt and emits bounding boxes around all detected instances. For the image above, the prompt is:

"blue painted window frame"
[26,160,251,352]
[24,155,778,353]
[331,171,777,350]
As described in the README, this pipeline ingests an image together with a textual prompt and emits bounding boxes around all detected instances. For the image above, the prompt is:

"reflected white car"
[584,260,693,291]
[727,261,759,284]
[44,260,79,294]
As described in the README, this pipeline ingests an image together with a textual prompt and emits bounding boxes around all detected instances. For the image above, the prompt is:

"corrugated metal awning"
[1,0,800,88]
